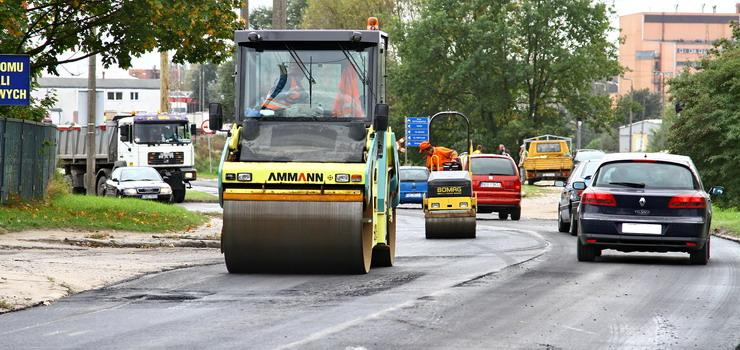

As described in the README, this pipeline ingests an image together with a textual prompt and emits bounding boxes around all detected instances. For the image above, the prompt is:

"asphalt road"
[1,209,739,349]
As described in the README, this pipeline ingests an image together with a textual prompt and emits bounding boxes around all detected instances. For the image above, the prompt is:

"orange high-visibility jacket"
[333,63,364,118]
[425,147,458,170]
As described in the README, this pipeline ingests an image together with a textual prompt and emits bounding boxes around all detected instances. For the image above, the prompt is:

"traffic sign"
[405,116,429,147]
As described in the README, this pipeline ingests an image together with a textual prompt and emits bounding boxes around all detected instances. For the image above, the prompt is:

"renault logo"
[639,197,646,207]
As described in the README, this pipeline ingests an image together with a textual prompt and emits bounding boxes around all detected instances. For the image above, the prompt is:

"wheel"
[528,179,536,185]
[96,175,108,196]
[222,224,248,273]
[498,211,508,220]
[569,207,578,236]
[689,237,709,265]
[557,207,570,232]
[510,207,521,221]
[577,238,597,262]
[172,189,186,203]
[372,208,396,267]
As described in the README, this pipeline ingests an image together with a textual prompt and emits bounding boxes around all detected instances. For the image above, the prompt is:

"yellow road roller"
[208,26,399,274]
[423,111,477,239]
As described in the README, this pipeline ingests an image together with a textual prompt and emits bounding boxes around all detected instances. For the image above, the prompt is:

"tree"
[391,0,620,156]
[667,22,740,208]
[300,0,397,29]
[187,63,218,112]
[0,0,240,76]
[249,0,308,29]
[209,59,237,120]
[613,89,662,126]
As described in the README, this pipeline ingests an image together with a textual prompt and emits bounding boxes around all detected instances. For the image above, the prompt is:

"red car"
[466,154,522,220]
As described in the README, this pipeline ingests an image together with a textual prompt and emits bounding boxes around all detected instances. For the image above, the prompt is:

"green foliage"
[301,0,397,29]
[667,22,740,208]
[249,0,307,29]
[185,190,219,203]
[391,0,620,157]
[188,63,218,110]
[0,194,205,232]
[714,207,740,237]
[647,105,676,152]
[614,89,663,126]
[194,134,226,179]
[209,59,236,120]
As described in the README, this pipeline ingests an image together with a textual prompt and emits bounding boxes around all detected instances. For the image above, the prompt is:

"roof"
[235,29,387,45]
[37,77,161,90]
[470,153,514,159]
[428,170,471,182]
[600,152,693,166]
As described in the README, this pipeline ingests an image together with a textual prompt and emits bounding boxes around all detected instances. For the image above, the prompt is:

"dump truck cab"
[521,135,574,185]
[210,27,399,274]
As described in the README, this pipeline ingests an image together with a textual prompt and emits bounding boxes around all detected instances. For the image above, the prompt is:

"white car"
[104,167,173,202]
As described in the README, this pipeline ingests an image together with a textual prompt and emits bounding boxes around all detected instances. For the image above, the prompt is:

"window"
[536,143,561,153]
[107,91,123,100]
[400,168,429,182]
[107,92,115,100]
[635,50,656,60]
[471,157,516,176]
[592,162,697,189]
[116,92,122,100]
[130,92,139,100]
[677,48,708,55]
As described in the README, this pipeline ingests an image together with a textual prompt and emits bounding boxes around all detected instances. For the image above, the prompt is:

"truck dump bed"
[57,124,116,163]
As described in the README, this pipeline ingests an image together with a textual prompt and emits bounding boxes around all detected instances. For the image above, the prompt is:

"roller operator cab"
[423,111,477,239]
[210,25,400,274]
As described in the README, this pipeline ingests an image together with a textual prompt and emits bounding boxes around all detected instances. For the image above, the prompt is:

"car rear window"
[400,169,429,182]
[471,158,516,176]
[536,143,561,153]
[593,161,697,189]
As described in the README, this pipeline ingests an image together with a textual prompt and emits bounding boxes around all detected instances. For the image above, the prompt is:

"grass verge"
[522,184,551,198]
[185,190,219,203]
[0,194,206,233]
[714,207,740,238]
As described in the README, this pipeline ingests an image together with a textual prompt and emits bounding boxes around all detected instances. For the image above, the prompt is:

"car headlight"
[160,186,172,195]
[459,202,468,208]
[123,188,137,195]
[184,172,194,179]
[335,173,349,183]
[431,202,440,209]
[237,173,252,182]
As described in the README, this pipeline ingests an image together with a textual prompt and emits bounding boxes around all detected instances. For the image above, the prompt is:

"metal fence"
[0,117,58,204]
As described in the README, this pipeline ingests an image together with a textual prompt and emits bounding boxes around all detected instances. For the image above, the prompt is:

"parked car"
[558,159,601,235]
[399,166,429,204]
[521,135,573,185]
[575,153,724,265]
[573,149,605,165]
[104,166,173,202]
[467,154,521,220]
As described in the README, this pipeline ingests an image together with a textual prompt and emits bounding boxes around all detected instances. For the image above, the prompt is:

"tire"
[510,207,521,221]
[96,175,108,196]
[498,211,508,220]
[569,207,578,236]
[222,225,247,273]
[528,179,536,185]
[689,237,710,265]
[557,207,570,232]
[577,239,597,262]
[172,189,186,203]
[372,208,396,267]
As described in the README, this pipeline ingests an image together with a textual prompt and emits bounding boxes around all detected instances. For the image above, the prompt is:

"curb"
[712,230,740,244]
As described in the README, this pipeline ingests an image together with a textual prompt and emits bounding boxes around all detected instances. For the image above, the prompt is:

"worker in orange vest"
[332,62,365,118]
[262,63,308,110]
[419,141,459,171]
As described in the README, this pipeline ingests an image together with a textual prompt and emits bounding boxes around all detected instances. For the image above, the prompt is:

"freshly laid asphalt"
[1,207,739,349]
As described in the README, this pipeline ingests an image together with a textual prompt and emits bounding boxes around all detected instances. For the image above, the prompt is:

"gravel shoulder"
[0,218,223,313]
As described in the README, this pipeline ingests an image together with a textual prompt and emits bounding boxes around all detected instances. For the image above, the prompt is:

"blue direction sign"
[405,116,429,147]
[0,55,30,106]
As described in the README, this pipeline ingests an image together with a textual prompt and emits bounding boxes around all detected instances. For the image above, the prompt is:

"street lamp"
[621,77,634,152]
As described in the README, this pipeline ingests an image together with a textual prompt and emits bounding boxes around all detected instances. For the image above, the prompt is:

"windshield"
[120,168,162,182]
[536,143,561,153]
[472,158,516,176]
[134,123,191,144]
[575,150,605,162]
[400,168,429,182]
[580,161,600,178]
[593,162,697,189]
[242,47,369,120]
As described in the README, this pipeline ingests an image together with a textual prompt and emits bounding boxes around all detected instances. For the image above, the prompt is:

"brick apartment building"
[619,4,740,97]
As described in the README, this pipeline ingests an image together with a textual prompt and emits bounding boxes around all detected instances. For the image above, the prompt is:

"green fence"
[0,117,57,204]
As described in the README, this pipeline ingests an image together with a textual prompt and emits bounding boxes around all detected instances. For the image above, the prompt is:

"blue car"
[399,166,429,204]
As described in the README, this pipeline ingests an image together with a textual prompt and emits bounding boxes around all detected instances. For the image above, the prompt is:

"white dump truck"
[57,114,197,202]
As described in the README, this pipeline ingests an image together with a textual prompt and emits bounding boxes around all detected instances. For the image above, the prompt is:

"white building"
[619,119,663,152]
[33,77,160,125]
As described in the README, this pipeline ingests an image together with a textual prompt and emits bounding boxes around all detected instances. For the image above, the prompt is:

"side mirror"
[209,103,223,131]
[709,186,725,197]
[120,125,130,142]
[373,103,389,132]
[190,124,197,136]
[555,180,565,187]
[572,181,587,190]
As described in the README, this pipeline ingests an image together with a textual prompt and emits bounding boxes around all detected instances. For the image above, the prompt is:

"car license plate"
[543,173,555,177]
[622,223,662,235]
[142,194,158,200]
[406,193,422,198]
[481,182,501,188]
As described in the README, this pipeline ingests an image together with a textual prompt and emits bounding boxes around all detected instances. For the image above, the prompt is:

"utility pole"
[240,1,249,28]
[272,0,287,29]
[160,51,170,113]
[86,54,97,195]
[622,77,634,152]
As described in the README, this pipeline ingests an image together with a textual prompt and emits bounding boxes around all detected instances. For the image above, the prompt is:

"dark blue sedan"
[399,166,429,205]
[575,153,724,265]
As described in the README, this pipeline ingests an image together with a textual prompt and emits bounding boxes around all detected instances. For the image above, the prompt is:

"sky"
[49,0,737,79]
